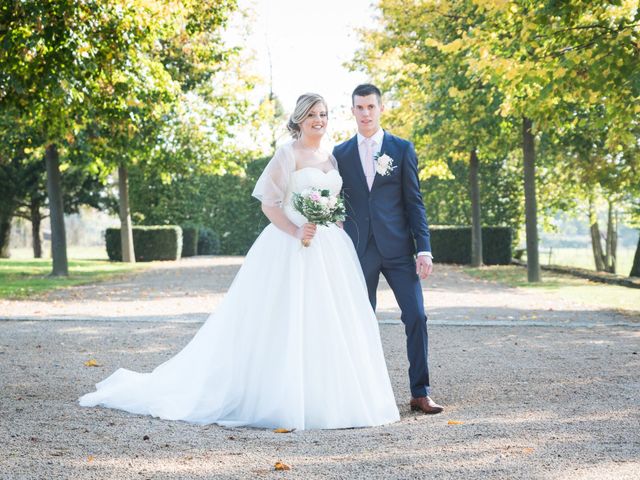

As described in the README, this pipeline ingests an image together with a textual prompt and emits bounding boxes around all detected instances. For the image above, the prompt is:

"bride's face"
[299,102,328,140]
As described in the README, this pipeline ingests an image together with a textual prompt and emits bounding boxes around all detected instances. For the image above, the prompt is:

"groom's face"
[352,94,384,137]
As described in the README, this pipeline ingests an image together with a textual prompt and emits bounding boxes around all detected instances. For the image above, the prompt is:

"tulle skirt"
[79,224,400,430]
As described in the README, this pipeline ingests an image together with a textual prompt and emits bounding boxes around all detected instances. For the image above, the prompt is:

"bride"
[79,93,400,430]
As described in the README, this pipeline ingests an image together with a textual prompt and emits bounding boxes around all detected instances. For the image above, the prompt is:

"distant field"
[528,246,636,276]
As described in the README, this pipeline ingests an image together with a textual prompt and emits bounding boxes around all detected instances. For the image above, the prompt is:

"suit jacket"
[333,131,431,259]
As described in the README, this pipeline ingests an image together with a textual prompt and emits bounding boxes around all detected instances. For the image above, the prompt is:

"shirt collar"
[357,128,384,146]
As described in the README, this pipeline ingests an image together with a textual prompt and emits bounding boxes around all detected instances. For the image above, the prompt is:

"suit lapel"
[345,135,369,192]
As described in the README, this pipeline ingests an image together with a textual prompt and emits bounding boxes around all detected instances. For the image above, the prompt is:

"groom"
[333,84,443,414]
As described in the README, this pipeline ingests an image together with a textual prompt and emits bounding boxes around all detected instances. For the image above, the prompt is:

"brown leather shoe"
[410,396,444,414]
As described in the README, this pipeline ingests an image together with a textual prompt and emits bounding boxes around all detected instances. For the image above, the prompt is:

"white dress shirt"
[356,129,432,260]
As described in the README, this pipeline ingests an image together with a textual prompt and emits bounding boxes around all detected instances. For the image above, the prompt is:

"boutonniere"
[374,152,396,176]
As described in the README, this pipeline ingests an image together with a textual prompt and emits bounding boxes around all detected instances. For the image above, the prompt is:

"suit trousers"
[360,235,431,398]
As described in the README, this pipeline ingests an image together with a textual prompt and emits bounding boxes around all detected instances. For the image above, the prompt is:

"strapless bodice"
[284,168,343,226]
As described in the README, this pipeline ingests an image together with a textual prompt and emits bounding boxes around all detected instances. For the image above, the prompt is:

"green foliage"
[430,226,512,265]
[181,226,199,257]
[106,226,183,262]
[423,156,524,246]
[129,158,270,255]
[355,0,639,278]
[0,0,263,268]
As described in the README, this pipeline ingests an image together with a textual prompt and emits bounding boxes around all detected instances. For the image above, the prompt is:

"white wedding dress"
[79,143,400,430]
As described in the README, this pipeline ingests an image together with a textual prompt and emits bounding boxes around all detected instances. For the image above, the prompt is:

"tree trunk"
[469,149,482,267]
[118,164,135,263]
[604,200,616,273]
[0,211,12,258]
[588,196,606,272]
[45,143,68,276]
[30,199,43,258]
[630,233,640,277]
[522,117,540,282]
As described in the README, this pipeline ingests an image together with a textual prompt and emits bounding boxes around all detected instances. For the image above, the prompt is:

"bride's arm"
[261,204,316,241]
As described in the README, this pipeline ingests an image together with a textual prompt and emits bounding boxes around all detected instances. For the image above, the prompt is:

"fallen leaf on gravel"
[522,447,535,454]
[84,359,100,367]
[273,428,295,433]
[274,461,291,471]
[143,435,150,441]
[447,420,464,425]
[87,455,94,462]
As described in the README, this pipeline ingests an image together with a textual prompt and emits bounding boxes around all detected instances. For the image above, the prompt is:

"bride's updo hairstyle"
[287,93,327,139]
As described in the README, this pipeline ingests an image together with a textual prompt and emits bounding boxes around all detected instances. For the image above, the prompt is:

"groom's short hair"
[352,84,382,105]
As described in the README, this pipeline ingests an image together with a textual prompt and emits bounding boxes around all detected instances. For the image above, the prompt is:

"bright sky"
[236,0,377,143]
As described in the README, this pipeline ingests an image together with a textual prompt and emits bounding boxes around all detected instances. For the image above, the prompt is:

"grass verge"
[0,258,145,299]
[464,265,640,313]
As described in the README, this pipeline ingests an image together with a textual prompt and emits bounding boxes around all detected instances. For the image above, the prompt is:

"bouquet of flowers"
[292,188,346,247]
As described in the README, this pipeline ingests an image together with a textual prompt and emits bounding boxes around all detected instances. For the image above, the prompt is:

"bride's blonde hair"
[287,93,327,139]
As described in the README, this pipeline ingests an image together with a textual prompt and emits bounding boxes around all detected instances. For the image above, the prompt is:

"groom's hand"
[416,255,433,280]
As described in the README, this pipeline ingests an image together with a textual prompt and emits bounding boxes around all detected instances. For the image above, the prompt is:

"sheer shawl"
[252,143,295,207]
[253,143,337,207]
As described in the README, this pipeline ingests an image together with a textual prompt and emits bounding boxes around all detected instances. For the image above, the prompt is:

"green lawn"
[530,246,636,276]
[464,265,640,313]
[0,257,144,299]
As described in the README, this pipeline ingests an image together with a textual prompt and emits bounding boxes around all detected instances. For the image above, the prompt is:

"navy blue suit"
[333,131,432,397]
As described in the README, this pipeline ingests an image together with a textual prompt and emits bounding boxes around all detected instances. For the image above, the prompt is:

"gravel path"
[1,257,639,479]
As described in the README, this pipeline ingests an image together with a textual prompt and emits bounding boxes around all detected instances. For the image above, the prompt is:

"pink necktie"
[364,138,374,190]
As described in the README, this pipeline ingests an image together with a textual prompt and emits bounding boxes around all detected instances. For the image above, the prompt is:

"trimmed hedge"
[106,226,183,262]
[181,226,199,257]
[197,227,221,255]
[430,226,512,265]
[128,158,270,255]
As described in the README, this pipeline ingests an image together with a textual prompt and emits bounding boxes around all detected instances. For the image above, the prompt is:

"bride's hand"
[295,223,317,241]
[336,221,344,229]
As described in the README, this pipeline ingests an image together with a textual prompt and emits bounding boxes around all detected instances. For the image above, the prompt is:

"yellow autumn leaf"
[441,38,464,53]
[84,359,100,367]
[273,428,295,433]
[87,455,95,462]
[274,461,291,471]
[504,67,520,81]
[424,38,443,49]
[448,420,464,425]
[448,86,462,98]
[554,67,567,78]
